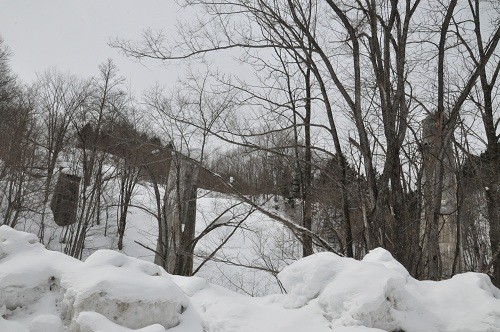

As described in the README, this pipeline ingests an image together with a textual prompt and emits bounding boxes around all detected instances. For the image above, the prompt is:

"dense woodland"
[0,0,499,289]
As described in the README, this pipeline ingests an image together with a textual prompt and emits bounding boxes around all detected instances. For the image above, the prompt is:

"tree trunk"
[485,144,500,287]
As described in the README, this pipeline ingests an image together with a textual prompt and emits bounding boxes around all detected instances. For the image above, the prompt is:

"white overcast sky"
[0,0,187,94]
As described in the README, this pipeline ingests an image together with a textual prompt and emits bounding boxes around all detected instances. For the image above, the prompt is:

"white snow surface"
[0,226,192,331]
[60,250,189,330]
[1,226,500,331]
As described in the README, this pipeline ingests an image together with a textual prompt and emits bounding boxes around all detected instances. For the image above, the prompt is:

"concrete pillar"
[164,153,199,276]
[421,114,459,278]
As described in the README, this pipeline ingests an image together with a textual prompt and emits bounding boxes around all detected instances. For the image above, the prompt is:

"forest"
[0,0,499,293]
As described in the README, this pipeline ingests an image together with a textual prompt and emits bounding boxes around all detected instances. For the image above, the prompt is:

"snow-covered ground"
[1,224,500,331]
[1,175,499,331]
[74,184,300,296]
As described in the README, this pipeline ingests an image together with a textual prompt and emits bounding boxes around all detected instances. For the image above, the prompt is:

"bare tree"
[35,70,92,241]
[64,60,125,258]
[448,0,500,286]
[112,0,500,280]
[0,39,40,229]
[143,73,230,275]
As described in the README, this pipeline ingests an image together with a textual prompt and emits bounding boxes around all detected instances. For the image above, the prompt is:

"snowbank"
[61,250,189,330]
[0,225,196,331]
[0,225,80,310]
[1,226,499,331]
[278,248,500,331]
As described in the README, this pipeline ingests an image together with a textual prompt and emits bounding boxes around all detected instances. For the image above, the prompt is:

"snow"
[29,314,65,332]
[0,225,195,331]
[75,312,167,332]
[117,189,301,296]
[279,248,500,331]
[60,250,189,330]
[0,226,80,310]
[278,252,349,309]
[1,225,499,331]
[190,195,301,296]
[171,275,333,332]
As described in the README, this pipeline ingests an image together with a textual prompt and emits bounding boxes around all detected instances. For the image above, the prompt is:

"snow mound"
[2,226,500,332]
[0,225,79,310]
[0,226,193,331]
[278,248,500,331]
[61,249,189,329]
[277,251,350,308]
[362,247,410,276]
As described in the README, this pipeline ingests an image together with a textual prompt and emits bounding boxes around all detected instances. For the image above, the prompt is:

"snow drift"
[1,225,499,331]
[0,226,193,332]
[279,248,500,331]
